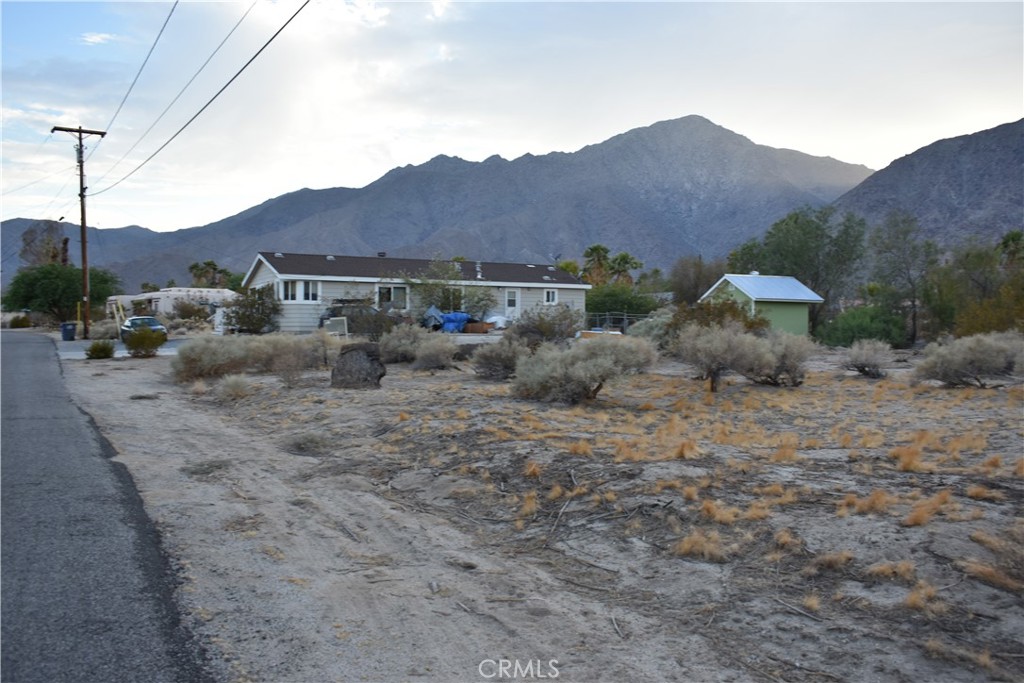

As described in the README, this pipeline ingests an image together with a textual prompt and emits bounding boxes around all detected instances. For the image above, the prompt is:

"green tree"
[2,264,122,321]
[608,252,644,285]
[868,210,939,344]
[188,260,238,289]
[669,255,727,305]
[585,283,660,316]
[404,258,464,316]
[556,259,581,277]
[140,282,161,293]
[224,285,281,334]
[582,244,611,285]
[635,267,668,293]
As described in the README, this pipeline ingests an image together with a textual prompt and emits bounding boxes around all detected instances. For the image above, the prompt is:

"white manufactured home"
[241,251,590,333]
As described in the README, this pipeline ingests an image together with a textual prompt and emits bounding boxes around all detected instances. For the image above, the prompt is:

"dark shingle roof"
[252,252,586,287]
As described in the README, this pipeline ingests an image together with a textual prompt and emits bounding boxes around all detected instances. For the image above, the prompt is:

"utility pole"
[51,125,106,339]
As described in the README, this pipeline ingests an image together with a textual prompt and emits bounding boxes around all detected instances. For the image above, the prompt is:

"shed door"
[504,289,521,320]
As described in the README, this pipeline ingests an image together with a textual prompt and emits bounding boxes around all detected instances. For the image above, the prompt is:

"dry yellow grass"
[700,499,740,525]
[853,489,896,514]
[965,484,1005,501]
[547,484,565,500]
[904,580,947,613]
[673,529,725,562]
[675,439,702,459]
[742,501,771,521]
[902,489,953,526]
[890,445,934,472]
[804,550,854,576]
[774,528,801,551]
[518,491,538,517]
[956,559,1024,593]
[802,593,821,612]
[566,440,594,456]
[682,485,700,501]
[523,461,542,478]
[865,560,916,582]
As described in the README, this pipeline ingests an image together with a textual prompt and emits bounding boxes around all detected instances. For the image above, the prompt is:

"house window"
[441,287,463,312]
[283,281,317,301]
[378,285,408,310]
[282,281,298,301]
[544,289,558,305]
[506,290,518,308]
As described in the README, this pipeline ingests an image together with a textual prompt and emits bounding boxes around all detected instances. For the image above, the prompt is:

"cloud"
[79,32,119,46]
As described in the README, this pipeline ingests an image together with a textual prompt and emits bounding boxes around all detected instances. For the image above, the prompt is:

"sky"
[2,1,1021,233]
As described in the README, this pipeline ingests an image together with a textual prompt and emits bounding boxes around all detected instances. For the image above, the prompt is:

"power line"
[86,1,179,162]
[88,0,310,198]
[1,165,76,197]
[92,0,258,186]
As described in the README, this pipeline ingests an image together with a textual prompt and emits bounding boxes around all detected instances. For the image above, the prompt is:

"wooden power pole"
[51,125,106,339]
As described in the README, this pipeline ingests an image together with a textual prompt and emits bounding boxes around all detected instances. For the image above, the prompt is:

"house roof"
[244,252,589,289]
[700,274,823,303]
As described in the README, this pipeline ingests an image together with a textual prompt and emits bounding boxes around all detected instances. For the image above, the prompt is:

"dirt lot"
[64,343,1023,683]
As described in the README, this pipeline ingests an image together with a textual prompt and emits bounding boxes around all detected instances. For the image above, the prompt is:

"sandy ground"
[64,341,1023,683]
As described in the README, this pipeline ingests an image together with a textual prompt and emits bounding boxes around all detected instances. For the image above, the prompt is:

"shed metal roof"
[245,252,588,288]
[701,274,823,303]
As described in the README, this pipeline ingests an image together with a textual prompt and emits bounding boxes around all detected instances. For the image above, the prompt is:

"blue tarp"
[440,312,471,333]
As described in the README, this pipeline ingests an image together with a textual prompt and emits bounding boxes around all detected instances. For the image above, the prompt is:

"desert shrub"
[171,336,250,382]
[245,334,308,372]
[173,300,210,321]
[749,331,817,387]
[462,288,499,321]
[309,328,345,368]
[217,374,252,401]
[671,322,770,392]
[472,336,530,381]
[124,327,165,358]
[846,339,891,378]
[347,310,394,341]
[411,334,458,370]
[224,285,281,334]
[285,432,334,456]
[379,324,429,363]
[817,305,906,348]
[89,319,119,340]
[914,331,1023,387]
[626,306,676,350]
[85,339,115,359]
[8,315,30,329]
[506,304,585,349]
[513,336,657,404]
[669,299,770,336]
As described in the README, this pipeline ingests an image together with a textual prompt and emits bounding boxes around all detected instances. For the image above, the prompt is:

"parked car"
[120,316,168,343]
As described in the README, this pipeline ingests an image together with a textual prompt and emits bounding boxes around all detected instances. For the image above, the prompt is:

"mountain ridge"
[4,114,1016,294]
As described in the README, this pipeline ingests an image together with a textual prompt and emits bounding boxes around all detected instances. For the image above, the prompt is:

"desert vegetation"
[154,333,1023,681]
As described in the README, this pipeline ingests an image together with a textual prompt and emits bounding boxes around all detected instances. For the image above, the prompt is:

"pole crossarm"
[50,125,107,339]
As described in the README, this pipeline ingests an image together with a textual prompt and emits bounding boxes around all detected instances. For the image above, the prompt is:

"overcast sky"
[2,1,1021,233]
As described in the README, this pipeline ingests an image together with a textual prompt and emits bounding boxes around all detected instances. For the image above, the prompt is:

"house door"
[505,289,521,320]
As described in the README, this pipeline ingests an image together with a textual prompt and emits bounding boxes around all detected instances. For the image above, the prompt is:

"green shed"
[699,273,823,335]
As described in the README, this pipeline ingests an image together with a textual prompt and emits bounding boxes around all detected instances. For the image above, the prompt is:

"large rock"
[331,342,386,389]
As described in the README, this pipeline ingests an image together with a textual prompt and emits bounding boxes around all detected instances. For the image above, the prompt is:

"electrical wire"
[86,1,179,162]
[92,0,258,186]
[1,165,75,197]
[88,0,311,198]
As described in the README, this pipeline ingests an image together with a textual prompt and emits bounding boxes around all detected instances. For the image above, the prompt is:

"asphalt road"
[1,331,211,683]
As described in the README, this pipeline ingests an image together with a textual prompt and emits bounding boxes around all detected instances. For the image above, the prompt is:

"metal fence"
[585,311,651,334]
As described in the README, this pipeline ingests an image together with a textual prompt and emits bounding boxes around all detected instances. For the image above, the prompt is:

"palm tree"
[608,252,643,285]
[582,244,611,285]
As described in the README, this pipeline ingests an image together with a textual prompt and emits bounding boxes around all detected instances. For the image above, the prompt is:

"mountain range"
[2,115,1020,293]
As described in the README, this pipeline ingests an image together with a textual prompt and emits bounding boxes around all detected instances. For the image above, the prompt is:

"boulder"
[331,342,386,389]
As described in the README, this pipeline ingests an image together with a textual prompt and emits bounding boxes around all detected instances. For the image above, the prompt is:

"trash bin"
[60,322,76,341]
